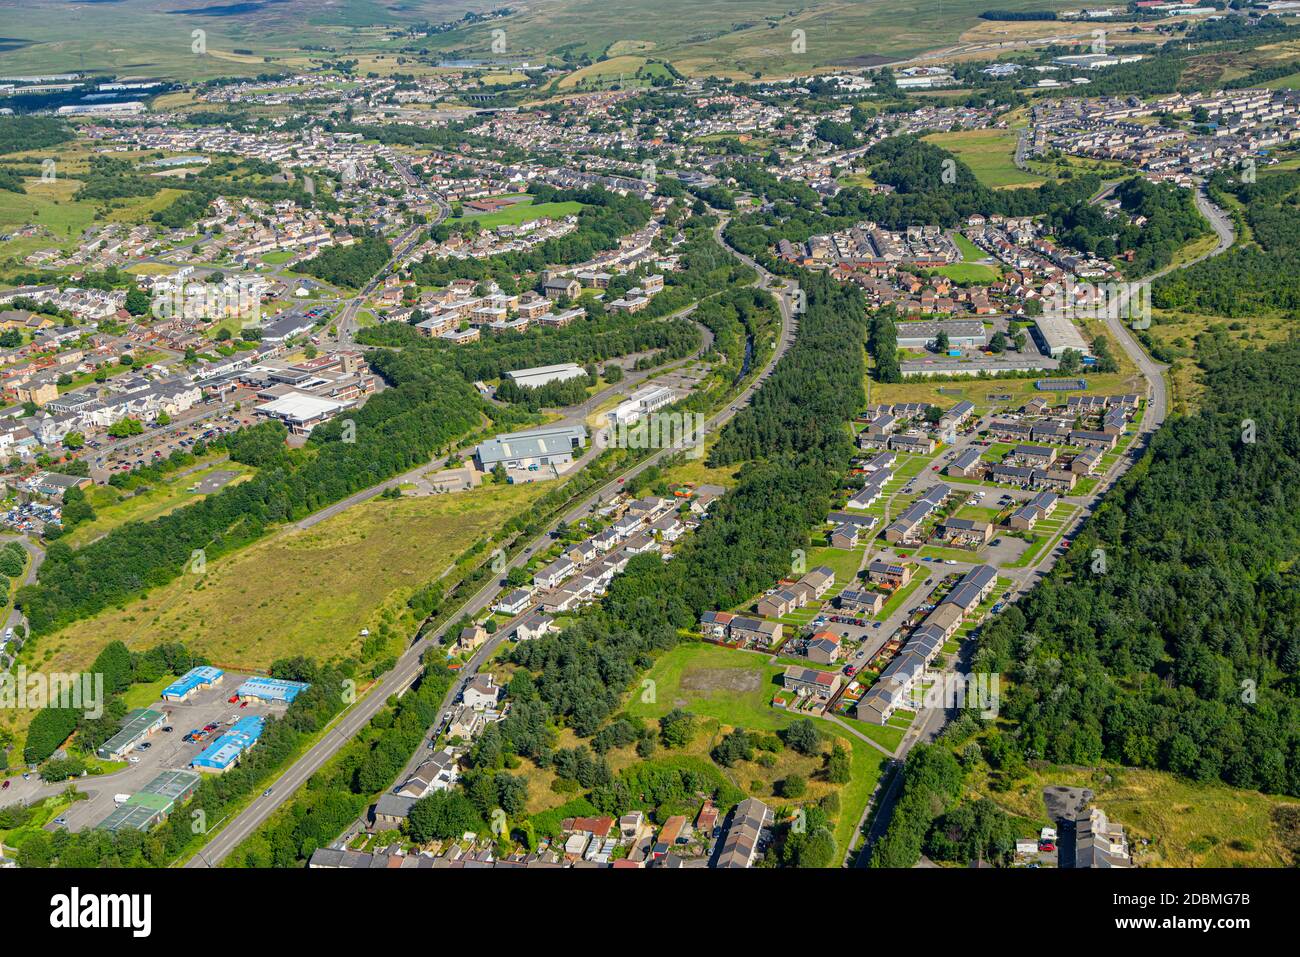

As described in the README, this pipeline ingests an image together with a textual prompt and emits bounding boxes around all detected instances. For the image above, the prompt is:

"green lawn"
[453,198,584,228]
[952,232,986,262]
[933,262,1001,284]
[922,128,1045,189]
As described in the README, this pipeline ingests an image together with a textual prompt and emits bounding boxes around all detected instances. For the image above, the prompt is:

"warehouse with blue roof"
[236,676,311,704]
[191,716,266,773]
[161,666,225,702]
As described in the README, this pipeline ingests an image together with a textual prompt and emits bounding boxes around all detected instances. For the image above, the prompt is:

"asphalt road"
[185,218,798,867]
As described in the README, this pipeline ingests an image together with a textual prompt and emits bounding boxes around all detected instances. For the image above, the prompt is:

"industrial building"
[97,769,203,832]
[894,319,987,351]
[474,425,588,472]
[161,666,225,702]
[504,362,587,390]
[192,716,266,773]
[1032,315,1092,359]
[236,676,311,704]
[96,708,167,761]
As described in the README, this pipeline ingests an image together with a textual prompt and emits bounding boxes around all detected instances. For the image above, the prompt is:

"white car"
[127,756,141,764]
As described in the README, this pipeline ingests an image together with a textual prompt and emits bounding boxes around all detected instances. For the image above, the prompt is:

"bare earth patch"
[680,667,762,694]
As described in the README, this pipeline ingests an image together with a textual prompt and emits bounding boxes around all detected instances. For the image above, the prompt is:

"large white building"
[611,385,676,425]
[475,425,588,472]
[1033,315,1092,359]
[505,362,587,390]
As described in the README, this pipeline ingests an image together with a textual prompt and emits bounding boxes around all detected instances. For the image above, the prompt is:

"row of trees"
[17,350,486,636]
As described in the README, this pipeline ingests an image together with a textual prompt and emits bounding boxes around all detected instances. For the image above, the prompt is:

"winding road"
[184,216,798,867]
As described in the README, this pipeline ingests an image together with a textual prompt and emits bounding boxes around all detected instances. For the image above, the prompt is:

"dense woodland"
[1155,170,1300,318]
[296,235,392,289]
[974,338,1300,795]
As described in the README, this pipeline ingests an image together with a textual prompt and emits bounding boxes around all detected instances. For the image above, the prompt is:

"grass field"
[1,481,545,743]
[453,197,584,228]
[623,641,888,859]
[923,128,1044,189]
[966,762,1300,867]
[933,261,1001,284]
[64,461,255,549]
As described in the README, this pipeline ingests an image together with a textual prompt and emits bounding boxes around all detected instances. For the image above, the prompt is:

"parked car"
[2,780,9,790]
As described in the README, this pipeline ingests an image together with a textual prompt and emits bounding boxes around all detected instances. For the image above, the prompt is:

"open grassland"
[414,0,1096,77]
[452,198,583,228]
[64,461,255,549]
[923,128,1043,189]
[0,0,457,79]
[0,482,545,742]
[967,762,1300,867]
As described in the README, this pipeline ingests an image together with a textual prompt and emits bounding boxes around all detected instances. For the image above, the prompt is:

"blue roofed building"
[191,716,266,773]
[161,666,225,702]
[236,676,311,704]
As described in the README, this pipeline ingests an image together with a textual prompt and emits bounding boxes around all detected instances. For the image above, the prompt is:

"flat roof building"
[505,362,587,390]
[1033,315,1092,359]
[192,715,266,773]
[236,676,311,704]
[161,666,225,702]
[475,425,588,472]
[96,707,166,761]
[255,391,348,435]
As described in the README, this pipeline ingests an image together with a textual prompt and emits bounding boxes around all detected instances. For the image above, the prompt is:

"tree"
[659,708,694,749]
[934,330,950,353]
[825,742,851,784]
[63,432,85,450]
[407,790,483,843]
[124,287,151,316]
[784,718,822,756]
[780,773,807,798]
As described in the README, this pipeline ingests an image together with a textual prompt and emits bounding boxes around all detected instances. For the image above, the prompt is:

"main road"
[186,216,797,867]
